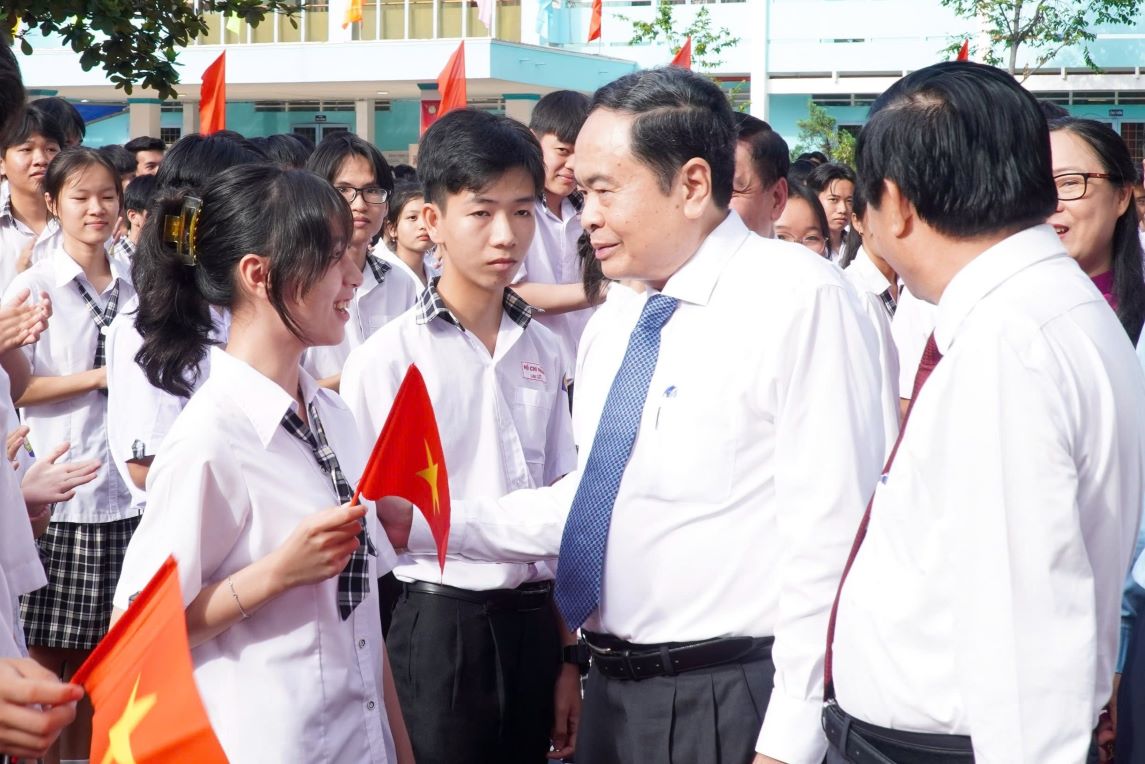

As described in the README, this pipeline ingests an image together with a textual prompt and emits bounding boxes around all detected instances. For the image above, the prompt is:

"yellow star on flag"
[100,675,157,764]
[416,439,442,515]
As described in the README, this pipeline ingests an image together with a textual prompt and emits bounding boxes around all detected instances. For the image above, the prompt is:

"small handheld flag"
[354,365,451,572]
[670,36,692,69]
[956,39,969,61]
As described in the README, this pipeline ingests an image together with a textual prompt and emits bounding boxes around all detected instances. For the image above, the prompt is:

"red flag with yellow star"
[354,364,451,572]
[72,556,227,763]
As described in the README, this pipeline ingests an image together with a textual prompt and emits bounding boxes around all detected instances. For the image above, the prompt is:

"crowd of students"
[2,36,1145,764]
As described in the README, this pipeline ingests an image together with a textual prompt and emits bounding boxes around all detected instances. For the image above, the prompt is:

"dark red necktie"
[823,332,943,697]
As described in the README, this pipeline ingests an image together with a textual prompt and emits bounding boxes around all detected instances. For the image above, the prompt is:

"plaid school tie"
[554,294,679,630]
[75,278,120,370]
[281,402,376,620]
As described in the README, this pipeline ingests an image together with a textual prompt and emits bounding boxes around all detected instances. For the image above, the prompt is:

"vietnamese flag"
[587,0,602,42]
[72,557,227,764]
[437,41,467,121]
[354,364,451,572]
[199,52,226,135]
[956,39,969,61]
[342,0,363,28]
[670,36,692,69]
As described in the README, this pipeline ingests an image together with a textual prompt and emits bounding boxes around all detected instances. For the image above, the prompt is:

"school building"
[14,0,1145,162]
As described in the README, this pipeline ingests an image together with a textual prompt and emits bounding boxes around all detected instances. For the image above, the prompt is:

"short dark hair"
[805,161,856,194]
[788,159,816,187]
[785,181,830,243]
[124,136,165,154]
[530,90,592,144]
[733,113,790,189]
[154,133,265,191]
[97,144,136,177]
[383,180,425,251]
[31,97,84,144]
[263,133,313,169]
[797,151,829,166]
[43,145,123,211]
[135,165,352,398]
[307,133,394,194]
[392,163,418,181]
[418,109,544,208]
[3,102,65,153]
[591,67,735,208]
[858,61,1056,238]
[124,173,158,214]
[0,38,25,147]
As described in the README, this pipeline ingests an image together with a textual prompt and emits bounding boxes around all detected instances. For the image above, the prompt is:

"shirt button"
[358,639,366,648]
[367,700,376,710]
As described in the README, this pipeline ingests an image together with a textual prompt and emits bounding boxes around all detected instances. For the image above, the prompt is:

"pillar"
[504,93,540,125]
[128,99,162,139]
[355,98,376,143]
[182,102,199,137]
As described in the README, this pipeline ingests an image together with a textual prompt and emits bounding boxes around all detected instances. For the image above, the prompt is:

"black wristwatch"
[562,641,590,676]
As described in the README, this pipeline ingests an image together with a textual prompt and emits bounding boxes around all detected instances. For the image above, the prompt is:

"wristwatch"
[562,641,590,676]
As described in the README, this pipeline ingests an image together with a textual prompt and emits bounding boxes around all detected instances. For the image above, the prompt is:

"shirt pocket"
[512,386,554,470]
[646,390,736,504]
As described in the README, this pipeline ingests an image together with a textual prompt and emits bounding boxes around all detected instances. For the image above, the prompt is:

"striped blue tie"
[554,294,679,629]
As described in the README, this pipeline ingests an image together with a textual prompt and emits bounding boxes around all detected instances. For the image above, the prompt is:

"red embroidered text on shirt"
[521,362,546,383]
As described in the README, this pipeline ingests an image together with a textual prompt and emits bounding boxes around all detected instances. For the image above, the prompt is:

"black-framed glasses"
[335,184,390,205]
[1054,172,1114,201]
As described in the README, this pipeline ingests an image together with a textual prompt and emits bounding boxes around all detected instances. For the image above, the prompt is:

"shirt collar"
[208,347,323,448]
[660,210,750,307]
[933,224,1066,354]
[538,196,578,224]
[50,247,132,291]
[414,277,534,330]
[847,247,895,294]
[0,181,12,224]
[362,252,391,293]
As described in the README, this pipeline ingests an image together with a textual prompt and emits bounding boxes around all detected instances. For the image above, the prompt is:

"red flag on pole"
[73,557,228,764]
[199,52,226,135]
[956,39,969,61]
[437,41,467,121]
[354,365,451,572]
[587,0,602,42]
[670,36,692,69]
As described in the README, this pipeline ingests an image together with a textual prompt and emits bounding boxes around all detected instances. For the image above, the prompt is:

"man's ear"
[881,179,915,239]
[678,158,715,220]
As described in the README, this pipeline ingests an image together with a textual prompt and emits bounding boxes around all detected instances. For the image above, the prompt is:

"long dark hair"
[134,165,352,397]
[841,184,867,269]
[383,180,424,252]
[1050,117,1145,344]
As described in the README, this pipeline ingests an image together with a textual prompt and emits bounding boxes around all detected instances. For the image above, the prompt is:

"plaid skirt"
[20,515,141,651]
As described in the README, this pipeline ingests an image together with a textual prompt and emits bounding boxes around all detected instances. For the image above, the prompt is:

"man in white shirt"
[825,61,1145,762]
[379,67,884,764]
[0,105,62,292]
[729,113,790,238]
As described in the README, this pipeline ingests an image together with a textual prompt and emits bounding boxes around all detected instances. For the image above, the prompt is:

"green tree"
[940,0,1143,80]
[621,0,740,70]
[792,101,855,167]
[2,0,299,99]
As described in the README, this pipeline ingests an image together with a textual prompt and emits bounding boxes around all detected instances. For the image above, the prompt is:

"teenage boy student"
[511,90,595,381]
[0,103,63,292]
[124,135,165,176]
[341,110,581,764]
[111,173,156,265]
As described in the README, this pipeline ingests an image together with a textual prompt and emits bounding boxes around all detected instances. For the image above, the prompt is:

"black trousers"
[1119,609,1145,763]
[387,584,562,764]
[577,652,775,764]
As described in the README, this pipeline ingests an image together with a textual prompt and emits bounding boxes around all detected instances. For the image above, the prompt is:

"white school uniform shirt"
[513,198,595,376]
[301,253,418,380]
[406,212,885,763]
[0,181,59,295]
[832,225,1145,762]
[377,248,439,289]
[890,283,938,399]
[342,281,577,591]
[843,247,901,459]
[113,349,398,764]
[4,248,135,523]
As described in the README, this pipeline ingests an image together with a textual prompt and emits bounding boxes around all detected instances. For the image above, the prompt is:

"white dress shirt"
[377,248,440,289]
[833,225,1145,762]
[4,248,135,523]
[408,212,885,763]
[301,254,418,380]
[513,198,595,375]
[843,247,901,459]
[890,283,938,399]
[114,349,398,764]
[341,284,577,591]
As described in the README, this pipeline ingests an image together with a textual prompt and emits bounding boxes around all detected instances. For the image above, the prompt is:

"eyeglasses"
[335,184,390,205]
[778,232,826,252]
[1054,172,1114,201]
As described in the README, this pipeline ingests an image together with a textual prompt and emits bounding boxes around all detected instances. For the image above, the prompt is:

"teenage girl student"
[380,180,434,288]
[301,134,418,391]
[112,164,412,763]
[2,146,135,763]
[775,181,832,258]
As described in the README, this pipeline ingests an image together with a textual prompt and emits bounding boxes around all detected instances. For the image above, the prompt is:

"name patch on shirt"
[521,362,547,383]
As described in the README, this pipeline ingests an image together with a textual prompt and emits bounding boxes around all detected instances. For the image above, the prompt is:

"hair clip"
[162,196,203,266]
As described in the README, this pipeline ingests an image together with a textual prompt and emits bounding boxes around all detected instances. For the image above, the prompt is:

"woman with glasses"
[302,134,420,392]
[775,182,831,258]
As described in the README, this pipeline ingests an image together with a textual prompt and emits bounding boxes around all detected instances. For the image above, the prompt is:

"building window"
[1120,122,1145,166]
[160,127,182,144]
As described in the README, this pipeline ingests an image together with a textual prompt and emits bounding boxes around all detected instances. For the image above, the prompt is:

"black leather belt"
[584,632,773,681]
[822,701,974,764]
[402,580,553,613]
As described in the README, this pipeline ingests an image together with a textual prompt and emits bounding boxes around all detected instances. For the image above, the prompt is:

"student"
[376,67,883,764]
[110,173,156,266]
[302,133,418,390]
[805,162,856,262]
[511,90,595,379]
[826,61,1145,762]
[730,113,790,238]
[123,135,165,176]
[113,163,412,763]
[341,109,580,764]
[380,180,434,287]
[3,146,135,763]
[97,144,136,190]
[31,98,83,148]
[0,105,63,292]
[775,182,831,257]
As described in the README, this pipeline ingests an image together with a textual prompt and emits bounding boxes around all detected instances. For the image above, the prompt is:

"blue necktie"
[554,294,679,629]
